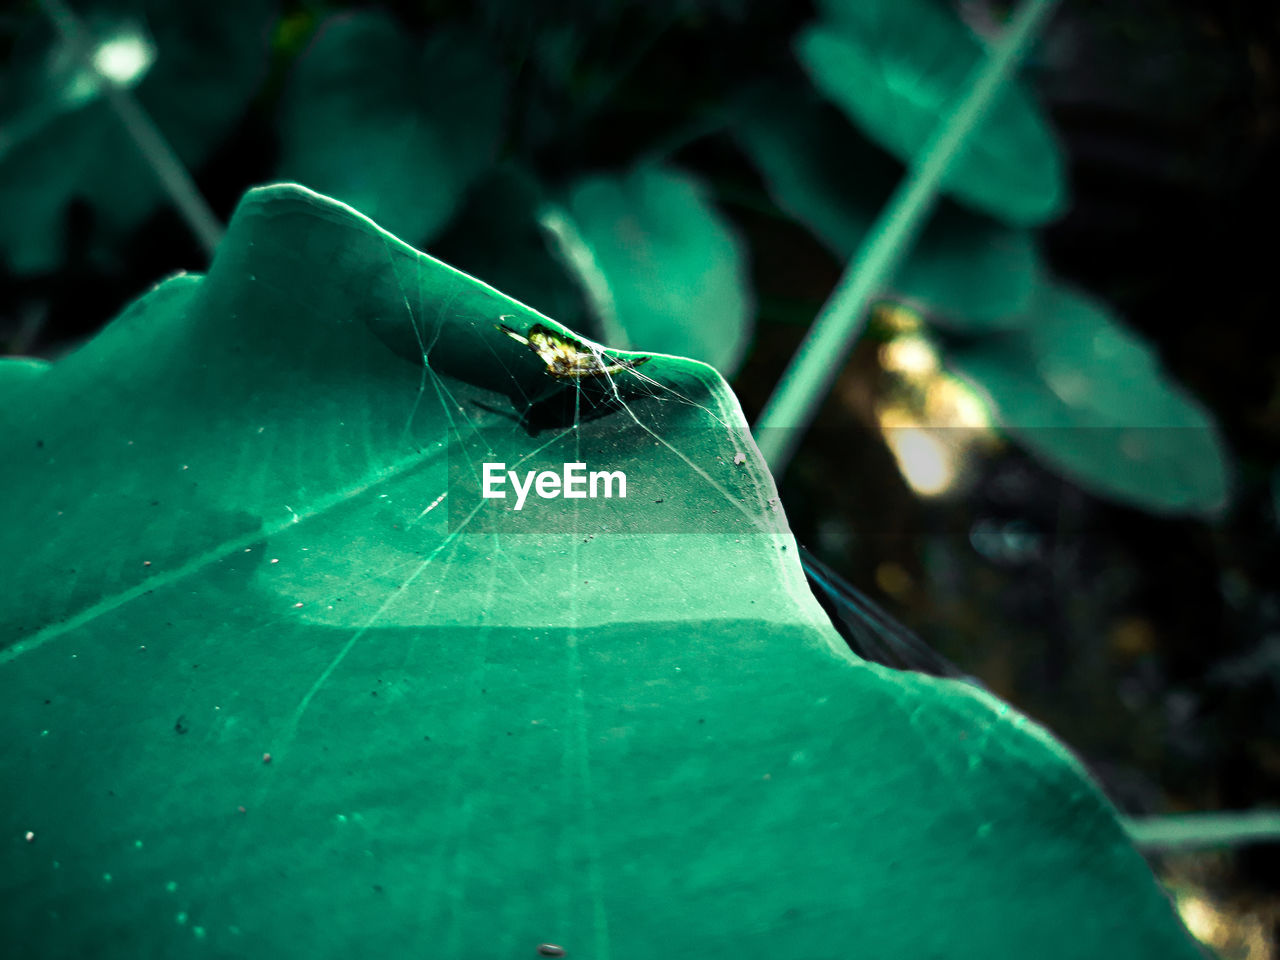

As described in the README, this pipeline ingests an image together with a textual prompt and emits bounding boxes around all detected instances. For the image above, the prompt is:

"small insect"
[497,317,649,381]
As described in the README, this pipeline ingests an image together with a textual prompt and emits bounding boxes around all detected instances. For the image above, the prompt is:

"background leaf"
[734,83,1039,328]
[946,278,1232,514]
[0,184,1202,958]
[549,163,753,373]
[430,164,591,336]
[275,10,506,247]
[794,0,1066,226]
[0,0,273,274]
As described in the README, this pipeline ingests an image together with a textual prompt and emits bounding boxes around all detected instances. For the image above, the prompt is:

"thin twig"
[1124,810,1280,852]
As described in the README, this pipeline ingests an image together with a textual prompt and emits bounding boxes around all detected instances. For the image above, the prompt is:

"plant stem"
[753,0,1060,472]
[38,0,223,259]
[100,85,224,257]
[1123,810,1280,852]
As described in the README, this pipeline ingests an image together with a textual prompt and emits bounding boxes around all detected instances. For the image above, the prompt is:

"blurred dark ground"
[2,0,1278,953]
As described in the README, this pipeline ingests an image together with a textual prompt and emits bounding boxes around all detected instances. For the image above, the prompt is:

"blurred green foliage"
[548,163,752,370]
[276,9,506,244]
[734,81,1038,328]
[0,0,1232,516]
[795,0,1066,225]
[0,0,273,271]
[947,278,1230,513]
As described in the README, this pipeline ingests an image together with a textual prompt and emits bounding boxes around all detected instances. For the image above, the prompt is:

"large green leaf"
[794,0,1066,226]
[947,279,1232,515]
[547,164,753,375]
[0,0,274,273]
[734,84,1038,328]
[0,184,1200,958]
[275,10,506,248]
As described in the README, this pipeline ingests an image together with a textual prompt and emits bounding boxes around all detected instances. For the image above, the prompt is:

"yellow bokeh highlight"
[871,308,999,498]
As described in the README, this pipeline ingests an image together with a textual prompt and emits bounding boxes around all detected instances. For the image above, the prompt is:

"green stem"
[753,0,1060,472]
[1123,810,1280,852]
[38,0,223,259]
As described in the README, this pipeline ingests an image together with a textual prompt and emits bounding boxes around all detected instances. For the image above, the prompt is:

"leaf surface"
[0,184,1199,959]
